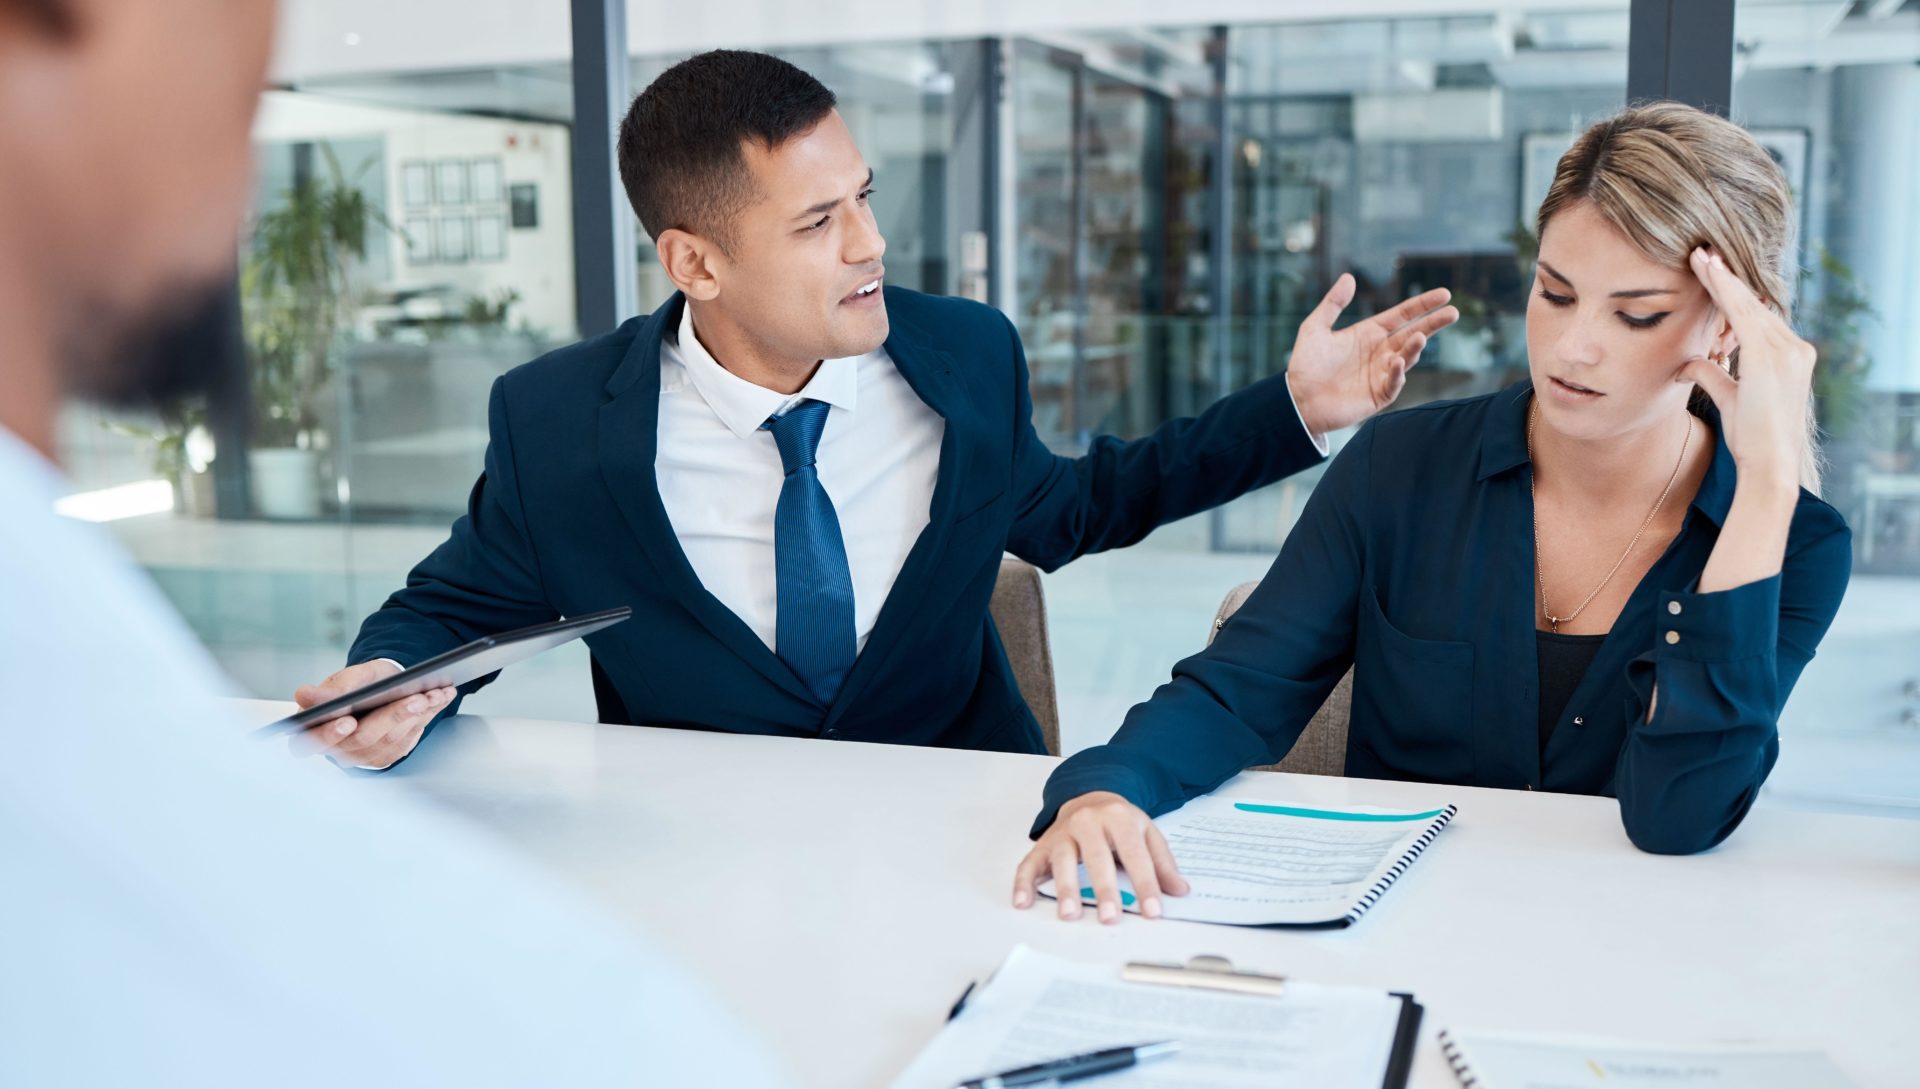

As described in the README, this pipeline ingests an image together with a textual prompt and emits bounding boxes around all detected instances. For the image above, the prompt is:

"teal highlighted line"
[1233,802,1447,822]
[1079,887,1136,907]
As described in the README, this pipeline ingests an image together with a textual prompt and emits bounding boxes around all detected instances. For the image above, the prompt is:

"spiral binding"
[1340,803,1459,926]
[1437,1029,1479,1087]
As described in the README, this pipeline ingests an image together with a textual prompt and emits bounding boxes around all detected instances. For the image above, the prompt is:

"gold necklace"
[1528,397,1692,635]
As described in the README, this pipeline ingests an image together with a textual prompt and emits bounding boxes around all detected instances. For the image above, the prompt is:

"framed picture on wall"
[509,183,539,229]
[473,213,507,261]
[435,160,469,205]
[402,162,434,209]
[404,215,434,264]
[436,216,470,263]
[471,158,504,204]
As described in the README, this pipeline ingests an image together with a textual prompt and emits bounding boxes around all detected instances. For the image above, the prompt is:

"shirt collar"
[1478,379,1738,527]
[674,302,859,442]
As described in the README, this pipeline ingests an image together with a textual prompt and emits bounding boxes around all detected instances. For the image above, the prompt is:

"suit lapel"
[597,293,815,705]
[822,302,969,728]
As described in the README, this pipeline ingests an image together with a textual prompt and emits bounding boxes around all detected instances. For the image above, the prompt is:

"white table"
[237,700,1920,1088]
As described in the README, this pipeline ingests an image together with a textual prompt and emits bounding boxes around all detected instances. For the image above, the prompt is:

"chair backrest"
[990,555,1061,756]
[1209,581,1351,777]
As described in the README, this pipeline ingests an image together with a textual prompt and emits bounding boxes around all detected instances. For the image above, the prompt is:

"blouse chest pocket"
[1352,588,1477,783]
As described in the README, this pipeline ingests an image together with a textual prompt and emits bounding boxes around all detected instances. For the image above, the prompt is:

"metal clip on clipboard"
[1121,954,1287,997]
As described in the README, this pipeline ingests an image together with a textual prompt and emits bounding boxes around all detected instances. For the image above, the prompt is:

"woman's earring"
[1713,353,1731,373]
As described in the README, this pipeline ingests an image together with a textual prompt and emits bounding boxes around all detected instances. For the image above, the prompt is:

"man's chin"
[829,310,889,358]
[64,274,243,411]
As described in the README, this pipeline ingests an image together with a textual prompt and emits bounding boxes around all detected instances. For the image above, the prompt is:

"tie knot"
[762,398,831,474]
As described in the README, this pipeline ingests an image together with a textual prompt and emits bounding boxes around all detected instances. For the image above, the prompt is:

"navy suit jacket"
[1036,382,1852,853]
[350,288,1325,754]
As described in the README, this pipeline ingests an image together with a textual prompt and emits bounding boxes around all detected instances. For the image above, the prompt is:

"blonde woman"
[1015,102,1852,923]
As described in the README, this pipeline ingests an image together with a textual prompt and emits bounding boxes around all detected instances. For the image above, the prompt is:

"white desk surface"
[236,700,1920,1088]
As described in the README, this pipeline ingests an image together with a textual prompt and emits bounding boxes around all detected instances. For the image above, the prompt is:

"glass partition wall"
[61,3,1917,816]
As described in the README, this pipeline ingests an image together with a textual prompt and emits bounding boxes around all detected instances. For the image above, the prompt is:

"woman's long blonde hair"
[1536,102,1822,493]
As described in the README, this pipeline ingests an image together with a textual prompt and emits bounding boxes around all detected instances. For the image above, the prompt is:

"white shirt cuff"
[1285,375,1332,457]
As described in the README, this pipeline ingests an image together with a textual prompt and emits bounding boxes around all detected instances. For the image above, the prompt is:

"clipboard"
[946,953,1423,1089]
[256,607,632,735]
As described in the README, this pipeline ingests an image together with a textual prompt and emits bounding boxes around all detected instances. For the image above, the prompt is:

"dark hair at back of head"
[617,50,837,254]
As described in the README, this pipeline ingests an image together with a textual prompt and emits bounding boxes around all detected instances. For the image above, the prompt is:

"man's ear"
[656,229,723,301]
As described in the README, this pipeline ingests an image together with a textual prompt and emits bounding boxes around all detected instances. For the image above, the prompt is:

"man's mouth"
[841,277,883,305]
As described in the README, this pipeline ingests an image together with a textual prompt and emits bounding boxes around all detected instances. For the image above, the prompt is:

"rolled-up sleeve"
[1614,508,1852,855]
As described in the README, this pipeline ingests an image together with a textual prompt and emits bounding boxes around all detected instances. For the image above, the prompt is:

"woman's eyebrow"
[1538,260,1677,300]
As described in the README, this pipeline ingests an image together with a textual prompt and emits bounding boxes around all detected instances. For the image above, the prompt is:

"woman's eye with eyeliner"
[1620,312,1671,330]
[1537,288,1573,307]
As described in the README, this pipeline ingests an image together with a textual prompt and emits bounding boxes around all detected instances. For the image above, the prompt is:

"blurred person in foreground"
[0,2,786,1084]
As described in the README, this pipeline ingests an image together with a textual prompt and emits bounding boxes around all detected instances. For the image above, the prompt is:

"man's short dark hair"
[618,50,837,253]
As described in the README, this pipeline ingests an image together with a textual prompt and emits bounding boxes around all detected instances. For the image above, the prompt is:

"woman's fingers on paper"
[1146,824,1190,897]
[1049,846,1083,921]
[1112,833,1163,919]
[1011,848,1043,909]
[1077,836,1124,925]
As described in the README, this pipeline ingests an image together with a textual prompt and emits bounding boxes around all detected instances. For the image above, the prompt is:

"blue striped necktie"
[761,399,856,706]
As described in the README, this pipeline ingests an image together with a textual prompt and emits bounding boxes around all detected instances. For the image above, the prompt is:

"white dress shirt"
[0,426,786,1087]
[656,303,944,655]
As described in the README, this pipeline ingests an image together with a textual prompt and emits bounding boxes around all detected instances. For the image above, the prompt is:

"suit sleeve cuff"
[1656,575,1780,664]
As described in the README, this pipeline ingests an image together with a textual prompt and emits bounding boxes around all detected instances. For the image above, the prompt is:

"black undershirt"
[1537,631,1606,754]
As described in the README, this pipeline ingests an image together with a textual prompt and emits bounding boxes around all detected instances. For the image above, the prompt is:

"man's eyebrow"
[793,168,874,220]
[1538,260,1678,300]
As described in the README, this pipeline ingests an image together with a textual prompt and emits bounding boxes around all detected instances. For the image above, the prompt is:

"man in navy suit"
[291,50,1456,769]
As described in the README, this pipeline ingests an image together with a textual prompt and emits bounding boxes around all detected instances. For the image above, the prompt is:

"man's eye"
[803,216,830,233]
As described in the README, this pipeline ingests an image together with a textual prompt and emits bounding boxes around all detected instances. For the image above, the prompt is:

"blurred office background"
[55,0,1919,817]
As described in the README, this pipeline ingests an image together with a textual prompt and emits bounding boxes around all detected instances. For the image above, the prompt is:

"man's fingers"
[317,688,448,765]
[1395,304,1460,342]
[1111,833,1164,919]
[289,716,356,758]
[1049,846,1083,920]
[1146,824,1190,897]
[1306,272,1357,330]
[1368,286,1453,333]
[293,678,347,709]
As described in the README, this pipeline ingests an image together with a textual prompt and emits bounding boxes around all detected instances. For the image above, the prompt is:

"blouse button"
[1665,630,1681,645]
[1668,600,1683,615]
[1573,715,1584,726]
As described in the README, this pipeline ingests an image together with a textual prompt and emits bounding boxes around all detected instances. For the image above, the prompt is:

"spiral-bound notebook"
[1039,796,1457,927]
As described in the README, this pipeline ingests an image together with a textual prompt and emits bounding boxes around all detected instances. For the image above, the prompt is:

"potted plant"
[102,403,216,516]
[242,143,393,519]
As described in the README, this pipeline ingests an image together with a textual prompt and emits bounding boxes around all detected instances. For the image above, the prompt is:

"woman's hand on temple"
[1679,247,1816,494]
[1011,791,1189,924]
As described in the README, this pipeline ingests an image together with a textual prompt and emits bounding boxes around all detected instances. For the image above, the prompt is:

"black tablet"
[258,607,633,736]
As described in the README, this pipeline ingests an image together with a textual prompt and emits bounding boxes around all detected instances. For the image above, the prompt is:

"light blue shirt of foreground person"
[0,426,787,1088]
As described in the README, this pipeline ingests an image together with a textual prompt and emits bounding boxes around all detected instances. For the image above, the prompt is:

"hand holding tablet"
[270,608,632,769]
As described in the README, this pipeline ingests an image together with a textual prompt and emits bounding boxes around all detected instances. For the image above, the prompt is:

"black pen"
[956,1041,1181,1088]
